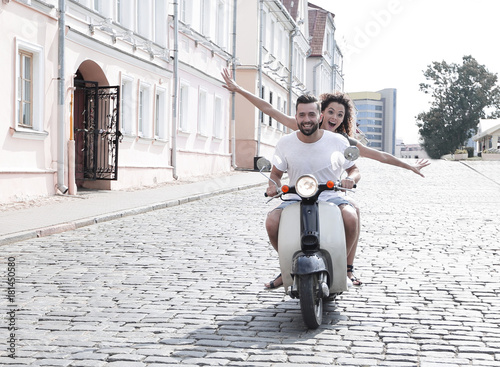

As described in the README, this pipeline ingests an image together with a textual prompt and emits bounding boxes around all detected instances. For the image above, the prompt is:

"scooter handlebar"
[264,181,356,199]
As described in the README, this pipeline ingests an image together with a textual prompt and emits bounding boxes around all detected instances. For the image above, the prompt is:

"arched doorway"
[73,60,121,189]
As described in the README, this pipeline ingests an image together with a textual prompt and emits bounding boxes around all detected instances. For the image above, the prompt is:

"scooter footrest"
[289,285,299,299]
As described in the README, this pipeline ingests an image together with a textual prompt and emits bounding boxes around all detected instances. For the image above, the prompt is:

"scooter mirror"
[344,146,360,161]
[256,157,272,172]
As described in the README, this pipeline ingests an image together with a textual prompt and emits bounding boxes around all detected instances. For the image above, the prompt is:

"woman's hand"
[221,68,240,93]
[410,159,431,177]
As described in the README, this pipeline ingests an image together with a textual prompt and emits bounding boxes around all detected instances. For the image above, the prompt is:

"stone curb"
[0,182,265,246]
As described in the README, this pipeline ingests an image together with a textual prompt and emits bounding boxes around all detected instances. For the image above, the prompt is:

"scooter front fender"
[292,252,328,275]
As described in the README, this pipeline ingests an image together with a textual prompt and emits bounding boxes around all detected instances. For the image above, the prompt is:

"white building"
[0,0,234,203]
[0,0,346,204]
[306,2,344,95]
[472,119,500,154]
[396,142,429,159]
[232,0,310,169]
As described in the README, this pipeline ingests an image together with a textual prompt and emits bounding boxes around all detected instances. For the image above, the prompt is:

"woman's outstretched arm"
[357,143,430,177]
[221,68,296,130]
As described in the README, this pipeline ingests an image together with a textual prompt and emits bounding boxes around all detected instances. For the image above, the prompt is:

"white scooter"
[257,146,359,329]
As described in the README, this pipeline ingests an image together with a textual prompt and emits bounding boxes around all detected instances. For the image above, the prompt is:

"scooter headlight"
[295,175,318,198]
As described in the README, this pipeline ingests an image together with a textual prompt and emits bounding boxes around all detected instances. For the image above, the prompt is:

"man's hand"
[266,185,279,197]
[221,68,240,93]
[340,177,356,190]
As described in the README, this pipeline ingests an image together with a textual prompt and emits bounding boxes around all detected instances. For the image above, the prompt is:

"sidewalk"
[0,170,266,245]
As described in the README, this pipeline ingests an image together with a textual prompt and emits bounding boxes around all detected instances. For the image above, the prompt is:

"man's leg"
[265,208,282,252]
[264,208,283,288]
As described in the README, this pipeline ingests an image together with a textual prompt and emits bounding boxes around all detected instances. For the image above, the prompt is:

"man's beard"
[298,122,319,136]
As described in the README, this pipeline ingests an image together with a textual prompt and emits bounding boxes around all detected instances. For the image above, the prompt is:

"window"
[277,24,282,60]
[138,82,152,138]
[270,19,275,55]
[93,0,101,12]
[277,96,283,131]
[155,94,160,137]
[197,89,208,136]
[179,0,192,25]
[326,32,331,56]
[14,39,44,137]
[201,0,210,36]
[358,111,382,118]
[138,89,144,135]
[136,1,147,37]
[282,100,287,132]
[215,0,225,46]
[213,96,223,138]
[355,103,383,111]
[284,33,289,64]
[179,83,189,131]
[155,88,167,140]
[154,0,167,46]
[268,91,273,126]
[260,86,265,124]
[120,76,134,135]
[18,50,33,128]
[116,0,122,23]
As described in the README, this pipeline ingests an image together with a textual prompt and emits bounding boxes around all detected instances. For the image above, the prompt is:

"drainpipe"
[171,0,179,179]
[257,0,264,157]
[231,0,237,168]
[288,28,297,115]
[57,0,68,194]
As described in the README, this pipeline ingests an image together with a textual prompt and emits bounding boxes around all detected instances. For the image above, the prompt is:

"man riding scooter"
[264,94,360,289]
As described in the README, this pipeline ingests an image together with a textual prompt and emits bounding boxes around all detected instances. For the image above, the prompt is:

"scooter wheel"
[299,274,323,329]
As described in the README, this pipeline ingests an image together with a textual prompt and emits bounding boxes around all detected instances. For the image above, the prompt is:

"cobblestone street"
[1,159,499,366]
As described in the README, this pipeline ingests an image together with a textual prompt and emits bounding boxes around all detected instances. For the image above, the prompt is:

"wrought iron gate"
[74,81,121,181]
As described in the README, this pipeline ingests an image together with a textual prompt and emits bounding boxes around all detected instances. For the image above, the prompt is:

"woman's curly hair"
[319,92,356,137]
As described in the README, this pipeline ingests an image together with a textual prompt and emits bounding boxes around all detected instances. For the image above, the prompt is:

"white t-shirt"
[272,130,355,200]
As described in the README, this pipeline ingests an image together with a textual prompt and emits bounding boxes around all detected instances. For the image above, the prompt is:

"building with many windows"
[0,0,234,204]
[232,0,310,169]
[0,0,344,204]
[348,89,397,154]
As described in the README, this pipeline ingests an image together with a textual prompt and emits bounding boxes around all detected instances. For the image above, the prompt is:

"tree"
[416,55,500,159]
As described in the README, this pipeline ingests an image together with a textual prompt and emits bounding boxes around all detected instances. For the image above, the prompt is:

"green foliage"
[416,55,500,159]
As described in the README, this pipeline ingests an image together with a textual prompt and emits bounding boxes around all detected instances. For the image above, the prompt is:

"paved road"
[1,159,499,366]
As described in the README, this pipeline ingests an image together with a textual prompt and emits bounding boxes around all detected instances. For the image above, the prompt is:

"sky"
[308,0,500,144]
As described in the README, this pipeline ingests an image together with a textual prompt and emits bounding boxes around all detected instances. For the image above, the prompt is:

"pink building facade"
[1,0,233,204]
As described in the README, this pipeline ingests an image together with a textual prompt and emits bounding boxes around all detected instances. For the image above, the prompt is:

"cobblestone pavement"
[1,159,499,366]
